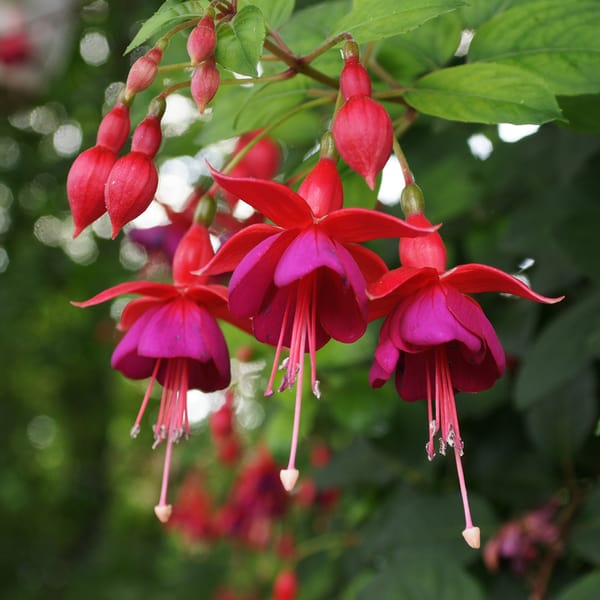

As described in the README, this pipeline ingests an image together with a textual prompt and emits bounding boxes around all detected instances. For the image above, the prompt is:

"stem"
[393,108,417,138]
[220,68,295,86]
[392,136,414,186]
[157,62,193,74]
[530,484,585,600]
[301,32,353,65]
[263,39,339,89]
[158,80,190,100]
[161,19,199,44]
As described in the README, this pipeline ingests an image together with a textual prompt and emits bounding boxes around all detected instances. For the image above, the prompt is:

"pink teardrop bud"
[172,223,214,286]
[399,209,447,273]
[332,96,393,189]
[190,58,220,114]
[131,115,162,158]
[298,157,343,218]
[96,102,130,153]
[66,145,117,237]
[187,16,216,66]
[340,57,371,100]
[125,47,163,97]
[105,152,158,238]
[272,570,299,600]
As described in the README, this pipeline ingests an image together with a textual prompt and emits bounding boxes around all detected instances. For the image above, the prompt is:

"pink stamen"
[266,292,293,396]
[131,358,161,437]
[287,350,305,471]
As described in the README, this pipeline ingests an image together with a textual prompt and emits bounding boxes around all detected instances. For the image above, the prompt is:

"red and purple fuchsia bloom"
[201,134,434,492]
[368,184,563,548]
[74,224,247,522]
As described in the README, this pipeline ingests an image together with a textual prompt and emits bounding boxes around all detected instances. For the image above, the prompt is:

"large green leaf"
[125,0,205,54]
[556,572,600,600]
[524,369,597,462]
[570,485,600,567]
[515,291,600,409]
[332,0,464,44]
[468,0,600,95]
[458,0,519,29]
[356,486,496,566]
[377,12,462,84]
[357,556,484,600]
[239,0,294,29]
[215,5,266,76]
[404,63,562,124]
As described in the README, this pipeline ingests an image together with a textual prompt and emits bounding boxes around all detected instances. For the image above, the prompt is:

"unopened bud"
[125,47,163,97]
[190,58,220,113]
[193,194,217,227]
[400,183,424,216]
[340,58,371,99]
[131,115,162,157]
[96,102,130,153]
[187,15,217,66]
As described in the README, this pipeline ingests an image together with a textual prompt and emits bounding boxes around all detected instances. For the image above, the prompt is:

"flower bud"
[272,570,298,600]
[190,57,220,113]
[172,223,214,286]
[210,401,234,439]
[96,102,131,153]
[131,115,162,158]
[399,210,447,273]
[340,57,371,100]
[332,96,393,189]
[187,16,217,66]
[67,146,117,237]
[125,47,163,97]
[298,157,343,217]
[105,152,158,238]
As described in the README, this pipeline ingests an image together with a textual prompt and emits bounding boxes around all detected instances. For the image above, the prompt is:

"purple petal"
[369,320,399,388]
[228,231,294,318]
[390,284,482,353]
[111,307,160,379]
[274,227,347,287]
[137,298,224,364]
[394,351,430,402]
[316,244,368,343]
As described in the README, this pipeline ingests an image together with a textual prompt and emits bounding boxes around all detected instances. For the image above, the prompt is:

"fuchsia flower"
[201,137,434,491]
[73,224,245,521]
[368,184,563,548]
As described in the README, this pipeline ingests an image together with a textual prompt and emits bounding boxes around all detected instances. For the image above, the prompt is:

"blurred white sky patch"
[377,154,405,206]
[498,123,540,143]
[468,133,494,160]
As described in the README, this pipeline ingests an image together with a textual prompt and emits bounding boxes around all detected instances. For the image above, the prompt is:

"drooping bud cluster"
[332,41,393,189]
[105,98,165,237]
[188,15,219,113]
[66,102,130,237]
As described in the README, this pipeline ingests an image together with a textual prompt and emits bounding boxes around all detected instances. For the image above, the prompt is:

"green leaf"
[458,0,519,29]
[556,572,600,600]
[570,485,600,566]
[313,438,398,488]
[215,5,266,76]
[468,0,600,95]
[524,369,597,462]
[125,1,205,54]
[377,12,463,84]
[515,291,600,409]
[356,486,496,566]
[404,63,563,124]
[332,0,465,44]
[239,0,294,29]
[357,556,484,600]
[555,208,600,282]
[559,95,600,133]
